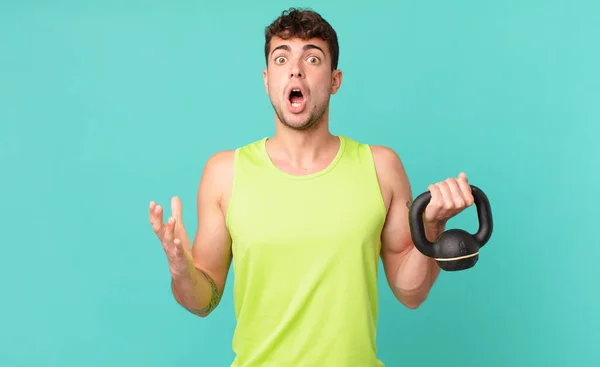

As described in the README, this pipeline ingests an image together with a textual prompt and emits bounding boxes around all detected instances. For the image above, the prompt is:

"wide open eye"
[307,56,320,64]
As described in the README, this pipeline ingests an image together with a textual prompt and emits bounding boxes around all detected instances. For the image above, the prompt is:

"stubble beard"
[272,98,329,132]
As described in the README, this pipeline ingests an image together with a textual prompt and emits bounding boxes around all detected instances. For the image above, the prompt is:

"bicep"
[191,151,234,296]
[372,146,414,286]
[380,192,414,287]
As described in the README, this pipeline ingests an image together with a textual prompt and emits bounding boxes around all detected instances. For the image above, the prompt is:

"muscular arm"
[372,146,443,309]
[171,151,234,317]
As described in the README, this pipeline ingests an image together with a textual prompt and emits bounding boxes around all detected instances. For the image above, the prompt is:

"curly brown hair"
[264,7,339,71]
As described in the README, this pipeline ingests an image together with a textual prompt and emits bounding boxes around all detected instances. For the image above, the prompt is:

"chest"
[227,178,387,251]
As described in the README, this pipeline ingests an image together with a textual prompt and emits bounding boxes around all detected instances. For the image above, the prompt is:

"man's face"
[263,36,342,131]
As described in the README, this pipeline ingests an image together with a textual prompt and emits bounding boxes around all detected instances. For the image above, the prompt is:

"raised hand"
[424,172,474,225]
[149,196,193,278]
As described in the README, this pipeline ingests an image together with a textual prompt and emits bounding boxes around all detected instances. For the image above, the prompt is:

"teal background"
[1,0,598,366]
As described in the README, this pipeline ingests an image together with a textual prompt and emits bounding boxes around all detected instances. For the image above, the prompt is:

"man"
[149,7,475,367]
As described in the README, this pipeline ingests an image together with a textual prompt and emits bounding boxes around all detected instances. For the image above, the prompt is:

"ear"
[263,68,269,94]
[330,69,343,95]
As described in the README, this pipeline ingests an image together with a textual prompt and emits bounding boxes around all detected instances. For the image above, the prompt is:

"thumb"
[458,172,468,181]
[171,196,184,222]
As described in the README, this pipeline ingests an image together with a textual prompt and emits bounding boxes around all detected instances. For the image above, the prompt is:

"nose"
[289,60,304,78]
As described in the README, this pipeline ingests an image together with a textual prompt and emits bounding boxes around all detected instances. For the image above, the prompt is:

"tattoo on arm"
[190,271,221,317]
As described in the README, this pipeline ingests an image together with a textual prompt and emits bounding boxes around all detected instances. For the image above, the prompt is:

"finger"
[150,204,164,234]
[458,172,468,182]
[172,238,190,264]
[427,184,443,215]
[164,216,175,247]
[435,181,454,210]
[445,178,466,207]
[173,238,183,256]
[457,177,474,206]
[149,201,156,223]
[171,196,184,224]
[149,201,155,215]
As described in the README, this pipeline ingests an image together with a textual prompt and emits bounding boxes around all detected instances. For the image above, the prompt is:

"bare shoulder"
[369,145,404,172]
[368,145,412,211]
[203,150,236,176]
[199,150,236,214]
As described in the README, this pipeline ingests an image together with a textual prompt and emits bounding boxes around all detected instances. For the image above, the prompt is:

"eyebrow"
[271,44,325,56]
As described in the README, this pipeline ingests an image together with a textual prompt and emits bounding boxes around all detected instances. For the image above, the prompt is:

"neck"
[267,113,339,168]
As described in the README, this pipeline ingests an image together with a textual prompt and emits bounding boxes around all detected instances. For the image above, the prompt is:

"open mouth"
[289,89,304,108]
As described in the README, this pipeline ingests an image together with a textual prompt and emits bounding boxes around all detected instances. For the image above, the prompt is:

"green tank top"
[226,135,387,367]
